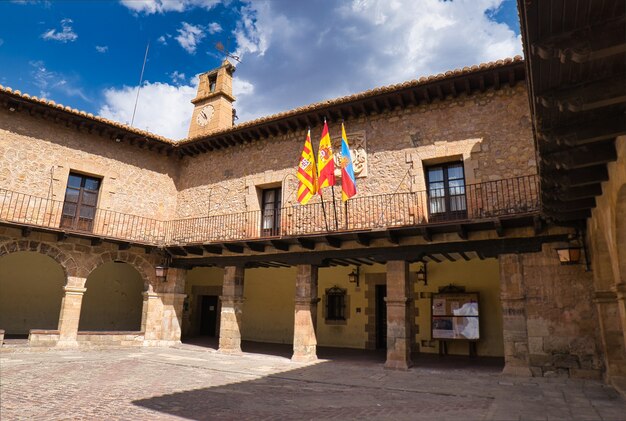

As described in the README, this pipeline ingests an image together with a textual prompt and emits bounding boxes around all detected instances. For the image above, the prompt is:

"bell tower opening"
[188,59,236,138]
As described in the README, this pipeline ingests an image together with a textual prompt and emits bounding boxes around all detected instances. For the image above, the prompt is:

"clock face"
[196,105,214,127]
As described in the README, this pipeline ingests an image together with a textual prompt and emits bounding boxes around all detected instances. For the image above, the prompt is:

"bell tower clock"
[188,59,236,138]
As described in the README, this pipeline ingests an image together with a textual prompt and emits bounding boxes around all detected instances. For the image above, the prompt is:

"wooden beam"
[21,227,32,237]
[118,242,131,251]
[441,252,456,262]
[544,165,609,187]
[458,251,471,261]
[296,238,315,250]
[539,76,626,113]
[542,116,626,147]
[184,246,204,256]
[493,219,505,237]
[386,231,399,245]
[223,243,245,253]
[355,233,370,246]
[533,216,543,235]
[555,184,603,201]
[57,232,68,242]
[324,236,342,248]
[544,140,617,170]
[420,227,432,242]
[456,224,468,240]
[90,237,103,246]
[203,245,223,254]
[544,197,596,212]
[426,254,442,263]
[246,242,265,252]
[270,240,290,251]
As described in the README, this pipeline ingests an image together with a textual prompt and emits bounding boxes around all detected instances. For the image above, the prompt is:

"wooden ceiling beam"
[543,140,617,170]
[541,117,626,147]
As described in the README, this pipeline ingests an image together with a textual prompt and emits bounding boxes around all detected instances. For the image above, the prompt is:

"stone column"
[219,266,245,354]
[142,291,186,346]
[614,283,626,351]
[292,264,319,362]
[499,254,532,376]
[385,260,412,370]
[595,289,626,378]
[57,276,87,348]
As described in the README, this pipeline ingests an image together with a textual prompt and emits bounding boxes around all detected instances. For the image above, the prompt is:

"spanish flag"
[317,120,335,193]
[296,129,318,204]
[340,123,357,201]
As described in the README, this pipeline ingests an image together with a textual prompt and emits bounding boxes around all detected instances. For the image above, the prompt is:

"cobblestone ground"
[1,344,625,421]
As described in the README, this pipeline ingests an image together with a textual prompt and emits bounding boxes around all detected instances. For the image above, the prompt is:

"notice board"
[431,292,479,340]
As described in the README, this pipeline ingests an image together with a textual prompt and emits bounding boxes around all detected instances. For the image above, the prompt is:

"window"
[325,286,347,321]
[261,187,281,236]
[60,172,101,232]
[426,162,467,221]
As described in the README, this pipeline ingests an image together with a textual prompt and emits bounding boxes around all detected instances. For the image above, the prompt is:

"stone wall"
[500,243,603,379]
[0,109,179,222]
[175,83,536,219]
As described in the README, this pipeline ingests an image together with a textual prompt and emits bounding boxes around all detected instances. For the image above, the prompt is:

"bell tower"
[188,59,236,138]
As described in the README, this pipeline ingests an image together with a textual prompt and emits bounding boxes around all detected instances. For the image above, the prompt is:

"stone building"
[0,0,624,392]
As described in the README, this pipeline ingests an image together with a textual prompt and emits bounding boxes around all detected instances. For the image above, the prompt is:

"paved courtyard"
[1,343,625,421]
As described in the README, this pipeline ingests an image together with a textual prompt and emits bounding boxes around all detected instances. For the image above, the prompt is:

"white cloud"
[175,22,205,54]
[41,18,78,43]
[157,35,168,45]
[169,70,186,84]
[228,0,522,123]
[120,0,220,14]
[29,60,88,101]
[207,22,222,34]
[99,80,197,140]
[95,45,108,53]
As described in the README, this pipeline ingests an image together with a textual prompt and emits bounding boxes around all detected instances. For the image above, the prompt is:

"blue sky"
[0,0,522,140]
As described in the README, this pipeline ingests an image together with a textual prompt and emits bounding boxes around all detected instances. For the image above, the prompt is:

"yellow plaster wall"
[79,262,144,331]
[0,251,65,334]
[317,266,369,348]
[411,258,503,357]
[241,267,296,343]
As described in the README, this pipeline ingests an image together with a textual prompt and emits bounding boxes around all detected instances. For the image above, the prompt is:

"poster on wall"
[431,292,480,340]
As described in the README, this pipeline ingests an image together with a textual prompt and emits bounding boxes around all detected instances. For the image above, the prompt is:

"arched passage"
[79,262,144,331]
[0,251,65,335]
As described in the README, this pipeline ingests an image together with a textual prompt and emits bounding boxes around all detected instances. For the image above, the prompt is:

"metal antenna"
[215,38,241,63]
[131,42,150,127]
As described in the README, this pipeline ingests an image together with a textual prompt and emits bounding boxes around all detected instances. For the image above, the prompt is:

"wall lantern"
[555,246,582,265]
[155,254,170,282]
[416,262,428,286]
[554,229,590,270]
[348,266,360,287]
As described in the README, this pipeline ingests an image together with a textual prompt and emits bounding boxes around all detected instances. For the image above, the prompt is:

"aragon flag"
[317,120,336,193]
[340,122,357,201]
[296,129,318,205]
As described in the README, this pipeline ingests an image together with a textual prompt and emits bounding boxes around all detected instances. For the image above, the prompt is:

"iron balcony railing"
[0,175,539,246]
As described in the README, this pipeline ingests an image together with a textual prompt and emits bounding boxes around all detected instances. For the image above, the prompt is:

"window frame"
[60,172,102,232]
[260,187,281,237]
[425,161,467,221]
[325,286,347,323]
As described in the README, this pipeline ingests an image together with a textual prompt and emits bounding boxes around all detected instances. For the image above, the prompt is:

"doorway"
[375,285,387,349]
[199,295,219,337]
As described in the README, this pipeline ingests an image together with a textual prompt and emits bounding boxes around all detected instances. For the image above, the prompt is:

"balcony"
[0,175,539,247]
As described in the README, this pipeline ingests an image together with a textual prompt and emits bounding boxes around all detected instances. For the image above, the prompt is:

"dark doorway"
[375,285,387,349]
[261,187,281,237]
[200,295,219,337]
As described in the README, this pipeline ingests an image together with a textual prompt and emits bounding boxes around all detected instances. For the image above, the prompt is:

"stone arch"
[0,240,73,280]
[0,250,66,334]
[616,184,626,282]
[84,250,157,293]
[79,261,145,331]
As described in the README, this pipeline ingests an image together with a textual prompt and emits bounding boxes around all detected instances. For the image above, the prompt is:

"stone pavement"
[1,343,625,421]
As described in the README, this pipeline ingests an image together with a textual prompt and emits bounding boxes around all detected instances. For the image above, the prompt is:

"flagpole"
[319,189,331,232]
[330,185,339,230]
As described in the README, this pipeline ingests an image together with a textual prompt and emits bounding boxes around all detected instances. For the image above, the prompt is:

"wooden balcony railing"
[0,175,539,246]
